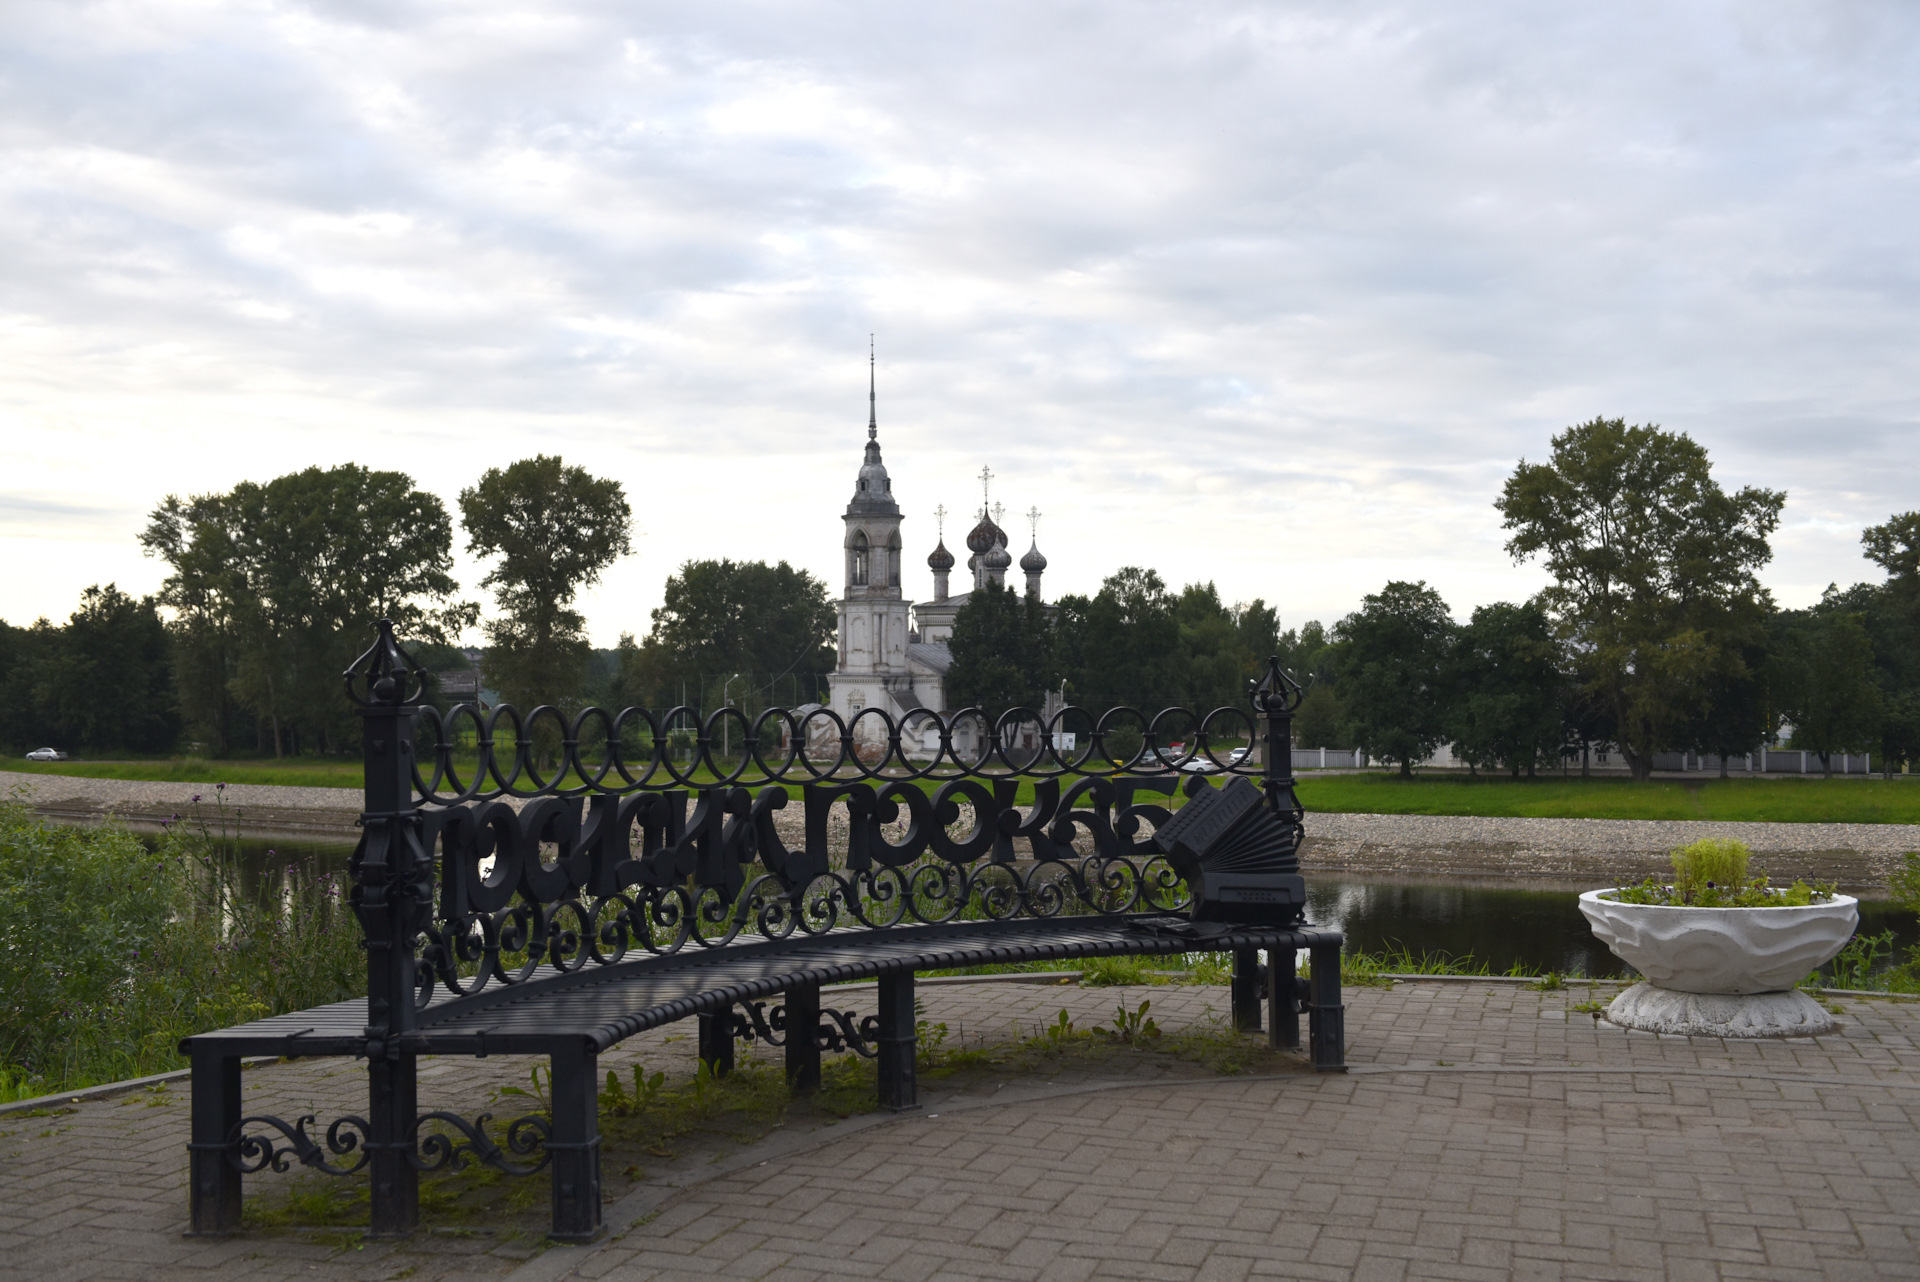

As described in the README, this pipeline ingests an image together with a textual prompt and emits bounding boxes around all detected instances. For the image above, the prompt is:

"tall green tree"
[32,586,177,754]
[1054,567,1185,714]
[143,466,472,754]
[1496,418,1784,780]
[1233,599,1281,670]
[1291,683,1345,750]
[1280,619,1338,688]
[1856,511,1920,775]
[1863,511,1920,593]
[946,581,1057,715]
[642,559,836,710]
[1335,580,1457,777]
[1775,610,1884,776]
[0,619,48,751]
[460,455,632,712]
[1174,582,1253,713]
[1449,601,1564,777]
[1875,689,1920,779]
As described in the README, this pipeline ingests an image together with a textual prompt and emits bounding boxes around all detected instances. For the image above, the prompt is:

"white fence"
[1293,746,1368,770]
[1650,749,1875,776]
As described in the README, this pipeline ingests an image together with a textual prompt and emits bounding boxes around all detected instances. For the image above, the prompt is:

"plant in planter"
[1579,838,1858,1038]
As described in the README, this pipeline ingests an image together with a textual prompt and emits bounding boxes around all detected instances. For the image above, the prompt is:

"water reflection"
[142,835,357,902]
[153,838,1920,987]
[1304,877,1920,984]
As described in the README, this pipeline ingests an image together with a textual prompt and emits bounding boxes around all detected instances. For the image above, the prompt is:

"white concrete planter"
[1578,890,1859,1038]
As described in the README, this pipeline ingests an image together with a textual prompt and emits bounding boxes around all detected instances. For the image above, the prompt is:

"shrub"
[1605,837,1833,908]
[0,801,362,1095]
[1670,838,1750,902]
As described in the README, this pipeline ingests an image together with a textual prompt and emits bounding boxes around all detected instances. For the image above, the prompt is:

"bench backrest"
[343,621,1306,1040]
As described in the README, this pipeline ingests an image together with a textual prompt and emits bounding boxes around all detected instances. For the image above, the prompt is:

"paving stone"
[6,980,1920,1279]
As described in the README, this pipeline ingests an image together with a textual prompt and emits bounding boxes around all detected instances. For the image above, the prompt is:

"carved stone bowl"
[1579,890,1859,1038]
[1578,890,1858,995]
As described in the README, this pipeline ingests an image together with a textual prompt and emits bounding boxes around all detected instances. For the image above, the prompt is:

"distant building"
[825,350,1056,751]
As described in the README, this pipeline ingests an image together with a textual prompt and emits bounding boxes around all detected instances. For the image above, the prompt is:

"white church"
[825,358,1053,745]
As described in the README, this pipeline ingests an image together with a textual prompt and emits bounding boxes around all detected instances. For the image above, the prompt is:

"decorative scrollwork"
[817,1008,882,1057]
[229,1114,371,1176]
[408,1111,551,1177]
[730,1002,882,1058]
[350,622,1312,1009]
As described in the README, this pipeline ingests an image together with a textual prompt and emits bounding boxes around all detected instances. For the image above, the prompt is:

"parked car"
[25,747,67,762]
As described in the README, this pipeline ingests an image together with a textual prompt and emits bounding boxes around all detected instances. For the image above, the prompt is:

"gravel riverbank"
[8,769,1916,891]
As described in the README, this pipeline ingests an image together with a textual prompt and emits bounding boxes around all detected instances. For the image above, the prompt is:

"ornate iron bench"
[184,624,1347,1243]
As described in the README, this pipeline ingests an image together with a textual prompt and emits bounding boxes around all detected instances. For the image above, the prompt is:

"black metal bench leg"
[1232,946,1263,1034]
[698,1006,735,1078]
[876,969,919,1112]
[187,1048,241,1235]
[1269,947,1300,1051]
[785,981,821,1093]
[1308,939,1347,1072]
[548,1040,603,1243]
[367,1049,419,1238]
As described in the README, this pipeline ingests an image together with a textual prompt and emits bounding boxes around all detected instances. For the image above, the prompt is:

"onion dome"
[984,543,1013,571]
[928,539,955,571]
[965,511,1001,555]
[1020,540,1047,573]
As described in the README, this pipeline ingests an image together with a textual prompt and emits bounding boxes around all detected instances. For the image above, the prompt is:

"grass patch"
[1295,773,1920,824]
[13,757,1920,824]
[6,756,366,792]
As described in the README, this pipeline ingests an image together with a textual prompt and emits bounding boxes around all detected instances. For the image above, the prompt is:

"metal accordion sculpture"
[1150,775,1305,925]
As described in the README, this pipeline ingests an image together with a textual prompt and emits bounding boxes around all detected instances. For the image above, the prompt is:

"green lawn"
[8,756,1918,824]
[1294,773,1920,824]
[6,756,364,791]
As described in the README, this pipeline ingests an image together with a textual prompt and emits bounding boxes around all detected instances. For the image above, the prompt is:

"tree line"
[2,457,631,756]
[0,452,839,757]
[946,419,1920,780]
[2,418,1913,776]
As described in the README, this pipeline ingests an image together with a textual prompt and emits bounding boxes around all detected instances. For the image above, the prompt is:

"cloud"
[2,0,1917,640]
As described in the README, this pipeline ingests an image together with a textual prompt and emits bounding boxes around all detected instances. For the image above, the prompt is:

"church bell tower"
[827,344,914,736]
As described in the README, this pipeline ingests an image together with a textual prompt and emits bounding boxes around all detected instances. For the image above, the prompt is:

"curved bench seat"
[184,914,1346,1243]
[186,915,1342,1058]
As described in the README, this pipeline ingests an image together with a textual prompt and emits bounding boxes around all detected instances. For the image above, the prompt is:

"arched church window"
[851,531,870,586]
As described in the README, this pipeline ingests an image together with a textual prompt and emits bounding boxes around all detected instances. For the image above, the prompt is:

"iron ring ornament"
[345,623,1308,1011]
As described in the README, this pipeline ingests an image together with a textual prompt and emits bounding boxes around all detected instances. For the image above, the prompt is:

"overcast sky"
[4,1,1917,647]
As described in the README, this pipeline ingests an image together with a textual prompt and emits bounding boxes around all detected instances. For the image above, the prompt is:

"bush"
[0,801,362,1095]
[1605,838,1833,908]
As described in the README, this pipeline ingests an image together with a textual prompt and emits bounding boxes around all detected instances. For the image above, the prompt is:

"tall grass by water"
[0,799,361,1101]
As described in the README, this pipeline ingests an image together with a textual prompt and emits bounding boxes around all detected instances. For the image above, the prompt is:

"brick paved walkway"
[3,978,1917,1280]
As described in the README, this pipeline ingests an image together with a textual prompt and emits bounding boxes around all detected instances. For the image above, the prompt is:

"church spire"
[868,335,877,442]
